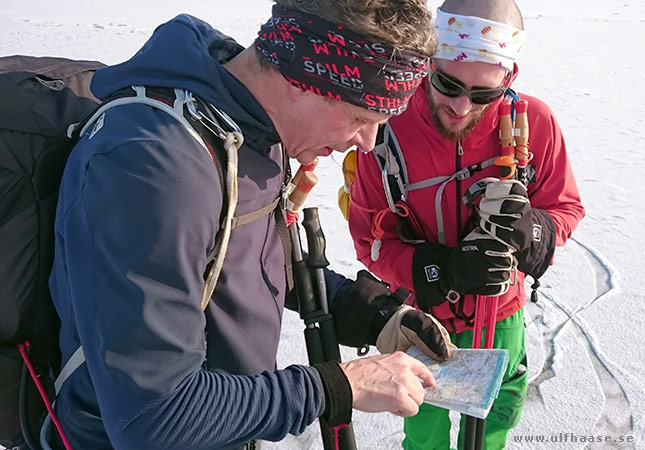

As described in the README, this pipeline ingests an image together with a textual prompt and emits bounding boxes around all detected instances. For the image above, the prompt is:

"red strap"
[17,342,74,450]
[473,296,499,349]
[473,297,485,348]
[286,211,298,226]
[515,143,530,166]
[329,423,348,450]
[484,296,499,348]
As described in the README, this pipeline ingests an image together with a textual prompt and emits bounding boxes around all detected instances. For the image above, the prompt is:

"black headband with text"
[255,4,429,115]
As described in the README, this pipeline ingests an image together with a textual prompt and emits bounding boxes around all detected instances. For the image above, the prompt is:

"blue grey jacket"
[50,14,351,449]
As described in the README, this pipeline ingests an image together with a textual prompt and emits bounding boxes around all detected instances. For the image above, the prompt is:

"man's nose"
[449,95,473,116]
[352,123,380,153]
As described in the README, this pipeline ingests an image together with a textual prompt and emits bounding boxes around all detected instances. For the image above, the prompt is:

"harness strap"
[54,346,85,395]
[373,131,497,246]
[276,201,295,292]
[201,126,243,310]
[231,197,281,229]
[226,183,294,291]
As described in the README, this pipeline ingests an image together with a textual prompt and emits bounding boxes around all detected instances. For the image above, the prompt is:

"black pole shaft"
[301,208,357,450]
[463,415,477,450]
[475,417,486,449]
[289,212,357,450]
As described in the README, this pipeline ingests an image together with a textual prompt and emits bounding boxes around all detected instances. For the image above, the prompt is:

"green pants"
[403,309,528,450]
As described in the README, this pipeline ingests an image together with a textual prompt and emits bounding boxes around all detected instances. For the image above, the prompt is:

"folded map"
[407,346,509,419]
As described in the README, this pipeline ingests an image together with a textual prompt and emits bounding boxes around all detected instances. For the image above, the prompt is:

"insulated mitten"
[376,305,454,360]
[412,228,516,310]
[333,270,452,360]
[478,179,556,278]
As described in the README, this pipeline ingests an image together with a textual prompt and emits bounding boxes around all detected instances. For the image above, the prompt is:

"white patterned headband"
[434,8,527,71]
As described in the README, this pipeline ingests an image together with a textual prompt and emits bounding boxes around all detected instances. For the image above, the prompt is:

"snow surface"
[2,0,644,448]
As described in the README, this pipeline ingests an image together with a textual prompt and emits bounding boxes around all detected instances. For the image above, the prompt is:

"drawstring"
[530,279,541,302]
[359,200,425,262]
[17,342,74,450]
[371,208,389,242]
[369,208,388,261]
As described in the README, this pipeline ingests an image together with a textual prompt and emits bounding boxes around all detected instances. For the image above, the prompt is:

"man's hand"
[333,271,452,360]
[412,228,516,310]
[478,178,534,251]
[339,351,434,417]
[478,179,556,278]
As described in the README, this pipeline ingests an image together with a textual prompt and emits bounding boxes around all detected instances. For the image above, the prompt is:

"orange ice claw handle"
[286,168,318,225]
[514,100,529,167]
[494,155,516,180]
[498,100,514,148]
[497,100,517,179]
[291,158,319,187]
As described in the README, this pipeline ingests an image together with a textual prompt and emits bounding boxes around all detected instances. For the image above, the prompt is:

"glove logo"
[532,223,542,242]
[424,265,441,283]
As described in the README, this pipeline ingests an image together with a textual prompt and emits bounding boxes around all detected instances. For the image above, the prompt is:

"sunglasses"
[429,67,509,105]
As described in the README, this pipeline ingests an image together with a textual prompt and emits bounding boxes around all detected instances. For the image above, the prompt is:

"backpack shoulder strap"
[372,122,409,212]
[71,85,242,311]
[55,87,244,396]
[179,93,244,310]
[371,120,502,245]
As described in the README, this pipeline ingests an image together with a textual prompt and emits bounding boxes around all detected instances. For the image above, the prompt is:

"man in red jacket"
[347,0,585,448]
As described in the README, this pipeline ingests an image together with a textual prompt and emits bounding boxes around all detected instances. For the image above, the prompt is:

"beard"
[427,89,489,142]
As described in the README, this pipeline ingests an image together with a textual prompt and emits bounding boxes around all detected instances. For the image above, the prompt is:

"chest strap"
[373,123,496,247]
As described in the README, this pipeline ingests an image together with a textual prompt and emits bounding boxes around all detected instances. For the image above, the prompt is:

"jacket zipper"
[456,141,463,239]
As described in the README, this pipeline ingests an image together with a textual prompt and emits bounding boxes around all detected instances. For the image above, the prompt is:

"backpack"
[0,55,105,449]
[0,54,282,449]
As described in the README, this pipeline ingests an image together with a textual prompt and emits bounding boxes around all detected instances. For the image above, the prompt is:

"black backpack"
[0,55,105,449]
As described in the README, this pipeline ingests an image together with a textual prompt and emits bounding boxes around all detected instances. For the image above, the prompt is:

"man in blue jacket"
[49,1,453,448]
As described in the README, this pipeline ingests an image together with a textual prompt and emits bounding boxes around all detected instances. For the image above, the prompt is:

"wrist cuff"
[313,362,353,427]
[412,242,450,310]
[517,209,557,278]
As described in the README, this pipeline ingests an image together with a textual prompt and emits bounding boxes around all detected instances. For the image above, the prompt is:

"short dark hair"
[274,0,437,55]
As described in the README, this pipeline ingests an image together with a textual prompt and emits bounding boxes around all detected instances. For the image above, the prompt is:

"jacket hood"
[91,14,278,149]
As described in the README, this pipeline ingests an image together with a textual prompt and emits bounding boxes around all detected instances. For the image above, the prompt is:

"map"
[407,346,509,419]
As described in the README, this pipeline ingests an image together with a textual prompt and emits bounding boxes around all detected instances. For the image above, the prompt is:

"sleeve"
[283,259,353,313]
[524,97,586,247]
[347,149,417,292]
[65,134,324,449]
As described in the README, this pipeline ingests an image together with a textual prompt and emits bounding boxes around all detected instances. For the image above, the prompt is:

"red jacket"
[349,78,585,333]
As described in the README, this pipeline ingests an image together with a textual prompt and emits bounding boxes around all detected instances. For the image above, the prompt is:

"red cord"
[17,341,74,450]
[329,423,348,450]
[286,211,298,226]
[371,208,388,241]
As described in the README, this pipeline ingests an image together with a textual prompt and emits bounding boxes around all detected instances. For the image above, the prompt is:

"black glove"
[477,179,556,278]
[333,270,452,360]
[412,228,516,310]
